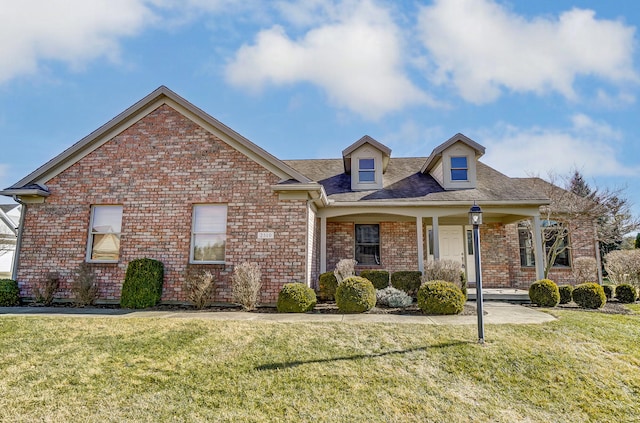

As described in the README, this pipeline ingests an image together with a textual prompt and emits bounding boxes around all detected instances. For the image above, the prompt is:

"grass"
[0,309,639,422]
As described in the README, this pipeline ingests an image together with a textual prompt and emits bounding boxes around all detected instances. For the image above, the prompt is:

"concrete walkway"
[0,302,555,325]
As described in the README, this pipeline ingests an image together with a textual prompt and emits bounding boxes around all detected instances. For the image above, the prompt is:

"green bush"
[318,271,338,301]
[528,279,560,307]
[602,284,615,300]
[359,270,389,290]
[277,283,317,313]
[572,283,606,309]
[417,281,465,315]
[615,284,638,304]
[391,271,422,297]
[120,258,164,309]
[0,279,20,306]
[335,276,376,313]
[558,285,573,305]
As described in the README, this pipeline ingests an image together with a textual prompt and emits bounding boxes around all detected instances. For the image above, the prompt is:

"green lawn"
[0,309,639,422]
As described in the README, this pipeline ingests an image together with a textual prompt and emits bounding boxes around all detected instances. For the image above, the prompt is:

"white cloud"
[225,0,431,119]
[0,0,157,83]
[417,0,638,103]
[481,115,636,179]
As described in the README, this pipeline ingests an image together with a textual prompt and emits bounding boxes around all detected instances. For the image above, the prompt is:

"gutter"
[11,197,25,281]
[326,199,551,208]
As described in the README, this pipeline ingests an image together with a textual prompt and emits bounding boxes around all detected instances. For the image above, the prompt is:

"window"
[358,158,375,183]
[191,204,227,263]
[87,205,123,262]
[355,224,380,265]
[518,221,570,267]
[450,156,468,181]
[466,229,474,255]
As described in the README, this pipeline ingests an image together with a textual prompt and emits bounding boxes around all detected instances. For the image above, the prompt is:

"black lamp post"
[469,202,485,344]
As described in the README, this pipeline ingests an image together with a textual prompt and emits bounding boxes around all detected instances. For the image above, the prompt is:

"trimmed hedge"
[359,270,390,290]
[391,271,422,297]
[558,285,573,305]
[335,276,376,313]
[0,279,20,306]
[277,283,317,313]
[529,279,560,307]
[120,258,164,309]
[318,271,338,301]
[572,283,606,309]
[417,281,465,315]
[615,284,638,304]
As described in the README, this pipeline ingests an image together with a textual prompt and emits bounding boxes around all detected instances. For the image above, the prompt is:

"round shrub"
[572,283,606,309]
[602,284,615,300]
[318,271,338,301]
[335,276,376,313]
[528,279,560,307]
[558,285,573,305]
[277,283,317,313]
[391,271,422,297]
[417,281,465,315]
[376,286,413,308]
[359,270,390,290]
[0,279,20,306]
[615,284,638,304]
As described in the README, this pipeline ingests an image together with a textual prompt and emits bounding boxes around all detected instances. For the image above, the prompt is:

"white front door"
[428,225,476,283]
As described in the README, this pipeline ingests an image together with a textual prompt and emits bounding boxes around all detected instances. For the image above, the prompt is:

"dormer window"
[358,158,375,183]
[450,156,468,181]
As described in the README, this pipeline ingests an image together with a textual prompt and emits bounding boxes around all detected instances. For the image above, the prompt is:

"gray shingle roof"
[283,158,548,204]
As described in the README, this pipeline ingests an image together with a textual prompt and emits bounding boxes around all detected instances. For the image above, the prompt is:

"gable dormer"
[421,133,485,190]
[342,135,391,191]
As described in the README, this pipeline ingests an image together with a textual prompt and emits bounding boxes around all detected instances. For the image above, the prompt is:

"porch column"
[432,216,440,260]
[416,216,424,272]
[532,215,545,280]
[320,216,327,273]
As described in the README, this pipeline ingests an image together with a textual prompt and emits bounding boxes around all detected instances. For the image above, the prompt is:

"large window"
[191,204,227,263]
[450,156,468,181]
[358,158,375,183]
[518,221,570,267]
[87,205,123,262]
[355,224,380,265]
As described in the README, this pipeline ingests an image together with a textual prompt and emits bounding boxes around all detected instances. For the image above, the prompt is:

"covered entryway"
[427,225,475,283]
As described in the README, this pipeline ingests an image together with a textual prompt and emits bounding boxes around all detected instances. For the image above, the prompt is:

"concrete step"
[467,288,530,302]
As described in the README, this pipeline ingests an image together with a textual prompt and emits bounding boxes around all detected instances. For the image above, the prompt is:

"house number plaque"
[257,231,274,239]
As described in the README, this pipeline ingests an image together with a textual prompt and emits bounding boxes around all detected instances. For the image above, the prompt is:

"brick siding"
[16,104,308,304]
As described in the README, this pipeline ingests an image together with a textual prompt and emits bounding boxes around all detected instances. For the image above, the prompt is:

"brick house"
[1,86,599,304]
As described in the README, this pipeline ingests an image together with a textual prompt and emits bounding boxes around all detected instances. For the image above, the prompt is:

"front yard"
[1,308,639,422]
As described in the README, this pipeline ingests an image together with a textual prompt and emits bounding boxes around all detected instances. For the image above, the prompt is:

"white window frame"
[86,205,123,263]
[450,156,469,181]
[190,204,227,264]
[358,158,376,184]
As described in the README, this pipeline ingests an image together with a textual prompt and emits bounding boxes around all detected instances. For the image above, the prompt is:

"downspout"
[11,197,26,281]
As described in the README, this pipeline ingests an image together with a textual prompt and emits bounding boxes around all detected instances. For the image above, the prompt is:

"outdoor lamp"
[469,202,483,226]
[469,201,485,344]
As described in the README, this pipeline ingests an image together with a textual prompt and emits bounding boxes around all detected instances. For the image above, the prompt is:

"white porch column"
[320,216,327,273]
[532,215,545,280]
[416,216,424,272]
[432,216,440,260]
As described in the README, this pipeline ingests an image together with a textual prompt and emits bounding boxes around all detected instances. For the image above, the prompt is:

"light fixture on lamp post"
[469,202,485,344]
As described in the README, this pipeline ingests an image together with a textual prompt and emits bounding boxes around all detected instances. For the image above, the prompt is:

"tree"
[524,171,640,279]
[636,233,640,249]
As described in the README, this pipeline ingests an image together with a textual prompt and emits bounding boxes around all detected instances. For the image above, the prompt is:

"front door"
[428,225,476,284]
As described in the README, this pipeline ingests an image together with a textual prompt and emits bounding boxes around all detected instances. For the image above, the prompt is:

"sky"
[0,0,639,224]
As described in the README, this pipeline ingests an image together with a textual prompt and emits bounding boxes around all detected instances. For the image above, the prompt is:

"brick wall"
[17,104,308,304]
[325,220,418,276]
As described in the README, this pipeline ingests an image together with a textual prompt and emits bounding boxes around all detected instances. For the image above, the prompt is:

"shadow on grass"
[256,341,469,370]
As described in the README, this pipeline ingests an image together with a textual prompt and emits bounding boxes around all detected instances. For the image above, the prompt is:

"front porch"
[315,204,547,288]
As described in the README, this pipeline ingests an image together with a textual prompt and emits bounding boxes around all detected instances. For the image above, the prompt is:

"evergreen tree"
[636,233,640,249]
[569,170,592,198]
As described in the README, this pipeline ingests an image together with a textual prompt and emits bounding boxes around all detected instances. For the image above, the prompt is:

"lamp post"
[469,202,484,344]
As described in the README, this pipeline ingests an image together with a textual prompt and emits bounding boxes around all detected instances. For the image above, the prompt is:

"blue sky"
[1,0,639,223]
